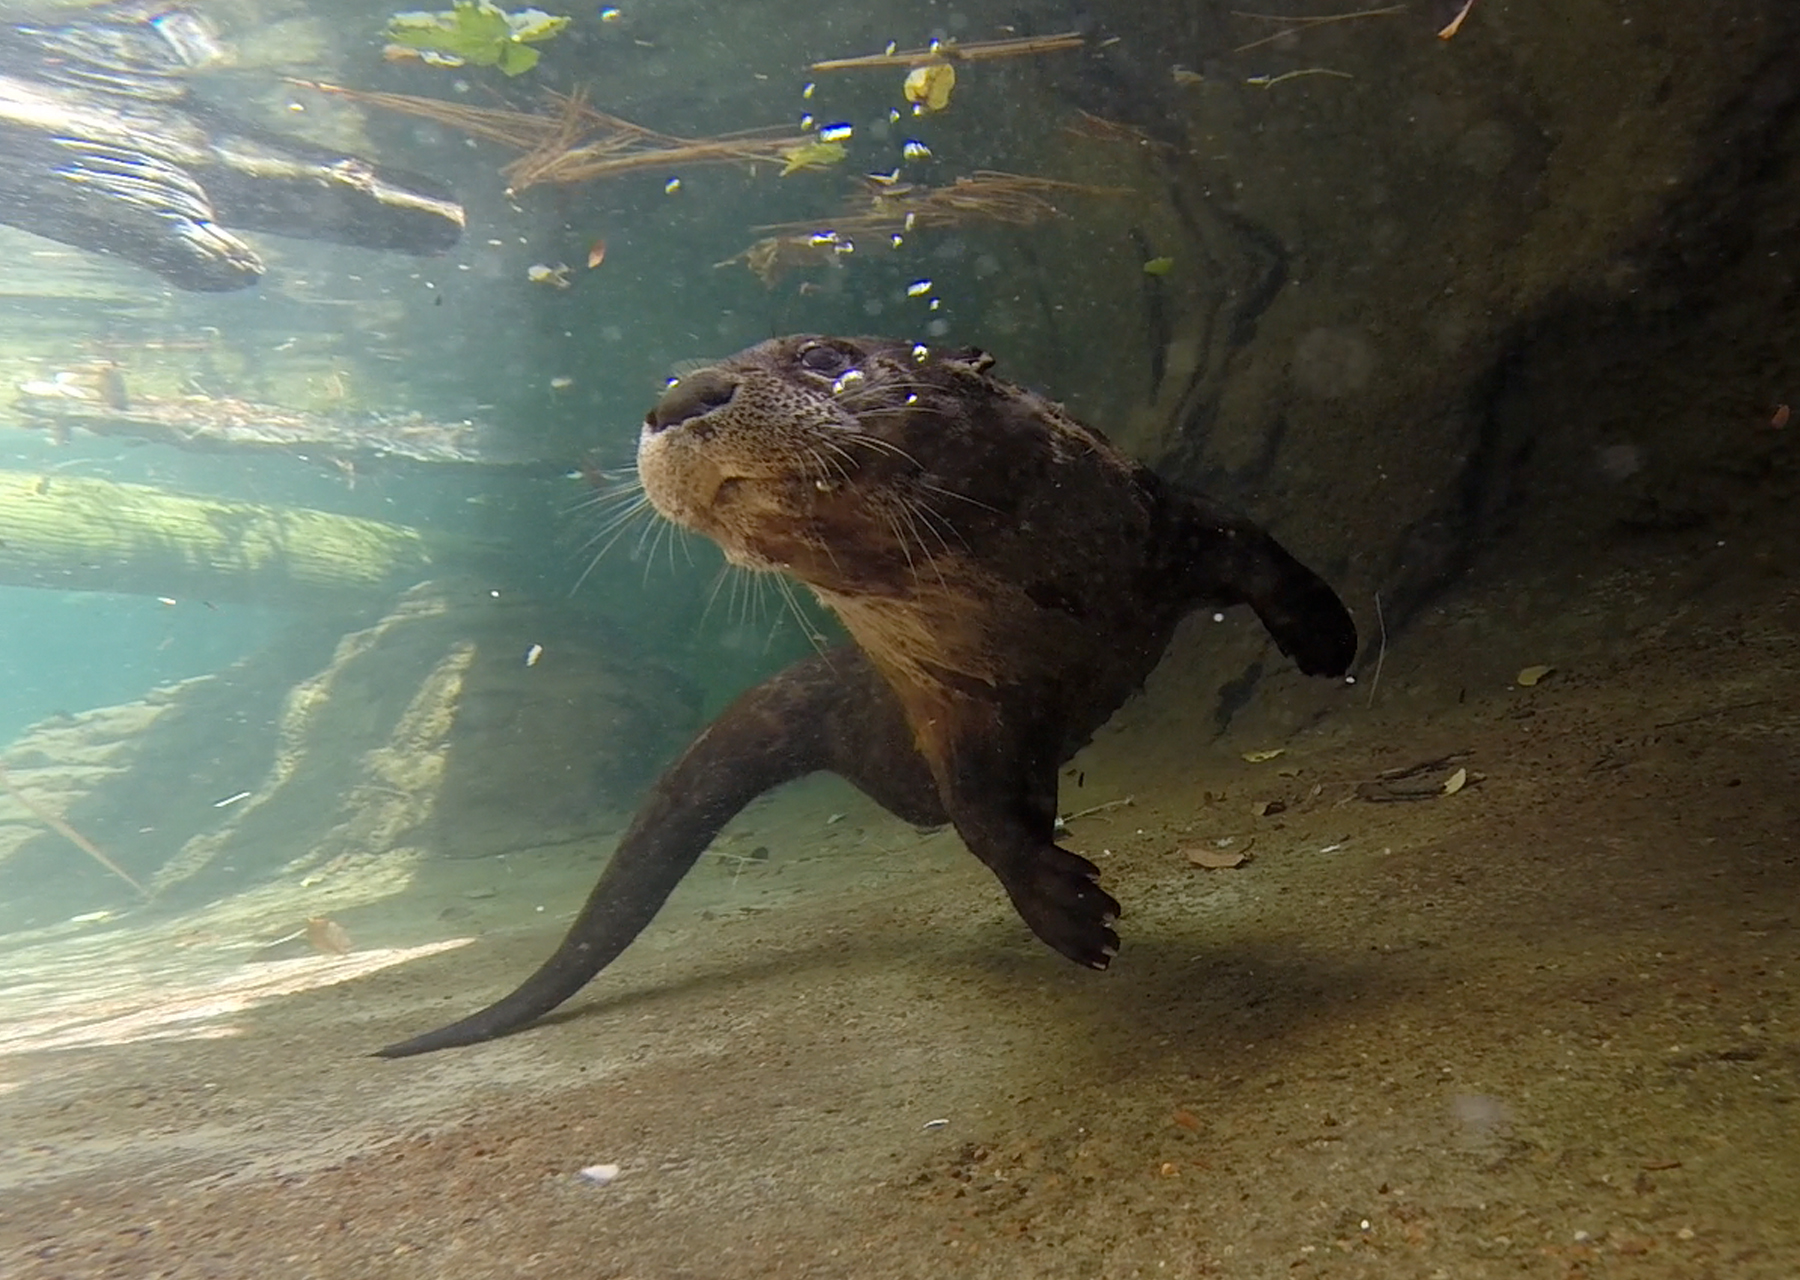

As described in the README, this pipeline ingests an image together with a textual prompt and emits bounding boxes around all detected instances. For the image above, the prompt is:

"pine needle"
[0,762,149,897]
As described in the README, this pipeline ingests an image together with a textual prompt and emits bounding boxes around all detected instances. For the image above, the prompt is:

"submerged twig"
[1230,5,1406,56]
[1245,67,1354,88]
[295,81,813,192]
[0,762,148,897]
[1063,795,1136,822]
[1366,590,1386,708]
[810,32,1086,73]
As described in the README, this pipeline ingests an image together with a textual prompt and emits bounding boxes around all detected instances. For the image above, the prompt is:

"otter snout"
[647,368,738,434]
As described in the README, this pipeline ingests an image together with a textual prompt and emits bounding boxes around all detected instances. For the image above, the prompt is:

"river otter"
[377,336,1355,1057]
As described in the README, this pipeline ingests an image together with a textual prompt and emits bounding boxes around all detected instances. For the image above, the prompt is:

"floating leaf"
[1442,767,1468,796]
[903,61,956,111]
[780,139,846,176]
[1516,664,1554,687]
[1242,749,1284,763]
[384,2,568,76]
[496,40,541,74]
[1142,256,1175,276]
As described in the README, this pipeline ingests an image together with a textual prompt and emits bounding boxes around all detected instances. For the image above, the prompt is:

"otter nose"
[647,368,738,433]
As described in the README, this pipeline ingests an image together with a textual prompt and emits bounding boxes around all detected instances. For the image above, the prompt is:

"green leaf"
[383,1,565,72]
[496,41,540,75]
[779,140,846,176]
[506,8,569,41]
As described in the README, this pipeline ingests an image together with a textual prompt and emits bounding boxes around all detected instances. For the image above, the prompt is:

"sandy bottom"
[2,544,1796,1280]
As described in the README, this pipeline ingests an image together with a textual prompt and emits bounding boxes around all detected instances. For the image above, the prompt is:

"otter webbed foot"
[999,844,1123,969]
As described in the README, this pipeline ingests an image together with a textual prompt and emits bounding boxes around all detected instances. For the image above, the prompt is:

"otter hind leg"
[1162,492,1358,678]
[1246,548,1359,678]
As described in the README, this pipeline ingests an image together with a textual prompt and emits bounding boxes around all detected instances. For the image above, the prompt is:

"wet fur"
[378,336,1355,1057]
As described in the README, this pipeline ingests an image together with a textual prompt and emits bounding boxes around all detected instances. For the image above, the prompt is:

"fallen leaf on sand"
[1184,845,1250,870]
[1516,664,1554,687]
[1442,767,1468,796]
[1242,749,1284,763]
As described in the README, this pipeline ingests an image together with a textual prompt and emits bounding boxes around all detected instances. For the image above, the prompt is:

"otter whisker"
[836,430,923,471]
[891,499,955,593]
[638,512,693,585]
[570,508,653,586]
[802,444,852,487]
[771,573,831,657]
[577,494,654,548]
[567,486,658,594]
[883,509,918,577]
[701,563,734,627]
[567,469,646,508]
[815,437,863,478]
[811,439,859,482]
[919,481,1000,516]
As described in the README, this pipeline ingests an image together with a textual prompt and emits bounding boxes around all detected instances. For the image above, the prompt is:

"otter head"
[636,335,1011,597]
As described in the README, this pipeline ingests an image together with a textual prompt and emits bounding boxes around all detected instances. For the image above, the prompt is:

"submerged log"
[14,390,562,474]
[0,469,474,606]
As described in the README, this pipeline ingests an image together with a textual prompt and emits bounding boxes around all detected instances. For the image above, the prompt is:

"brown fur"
[378,336,1355,1057]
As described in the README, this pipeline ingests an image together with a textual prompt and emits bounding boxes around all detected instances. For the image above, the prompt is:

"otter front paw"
[1003,845,1122,969]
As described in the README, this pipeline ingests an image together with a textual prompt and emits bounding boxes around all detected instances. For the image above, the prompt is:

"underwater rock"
[0,583,697,924]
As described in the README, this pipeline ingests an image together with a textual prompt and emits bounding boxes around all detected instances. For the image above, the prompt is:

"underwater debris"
[527,261,572,287]
[1516,664,1554,687]
[815,31,1073,116]
[809,31,1085,73]
[307,916,353,956]
[779,139,846,176]
[1062,109,1162,152]
[1059,796,1135,829]
[0,762,147,897]
[297,82,815,192]
[1244,68,1354,89]
[1184,840,1250,870]
[1435,0,1478,39]
[1230,5,1406,56]
[383,2,569,76]
[716,233,850,287]
[723,171,1128,286]
[578,1163,621,1185]
[902,62,955,112]
[1354,752,1482,803]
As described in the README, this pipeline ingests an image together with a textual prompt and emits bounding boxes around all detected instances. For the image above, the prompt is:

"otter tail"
[374,654,847,1058]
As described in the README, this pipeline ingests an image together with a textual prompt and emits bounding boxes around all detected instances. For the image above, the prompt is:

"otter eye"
[799,344,846,374]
